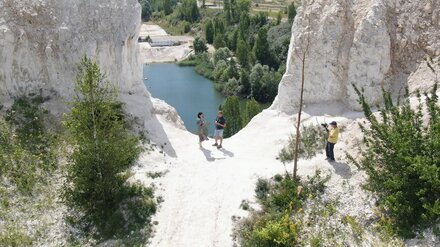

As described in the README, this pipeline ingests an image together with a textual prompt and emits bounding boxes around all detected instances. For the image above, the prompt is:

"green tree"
[63,57,155,239]
[237,0,251,14]
[227,58,239,79]
[163,0,173,15]
[224,0,231,24]
[239,69,251,96]
[193,37,208,54]
[236,37,249,68]
[239,12,250,40]
[214,47,231,65]
[287,3,296,22]
[222,96,242,137]
[178,0,199,22]
[227,28,239,51]
[348,83,440,237]
[214,33,225,49]
[205,19,214,44]
[276,11,282,25]
[214,17,226,36]
[139,0,152,20]
[243,98,261,125]
[253,27,271,66]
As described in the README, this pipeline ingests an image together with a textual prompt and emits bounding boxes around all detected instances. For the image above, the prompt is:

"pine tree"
[253,27,270,66]
[213,33,226,49]
[163,0,173,15]
[222,96,242,138]
[224,0,231,24]
[205,19,214,44]
[236,37,249,68]
[63,57,153,237]
[276,11,282,25]
[288,3,296,22]
[348,83,440,237]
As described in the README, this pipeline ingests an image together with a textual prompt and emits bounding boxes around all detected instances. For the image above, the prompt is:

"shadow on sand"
[219,148,234,157]
[330,161,352,179]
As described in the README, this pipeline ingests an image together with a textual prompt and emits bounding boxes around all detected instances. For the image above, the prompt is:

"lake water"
[143,63,226,134]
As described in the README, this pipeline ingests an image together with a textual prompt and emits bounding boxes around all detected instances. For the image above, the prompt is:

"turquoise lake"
[143,63,226,134]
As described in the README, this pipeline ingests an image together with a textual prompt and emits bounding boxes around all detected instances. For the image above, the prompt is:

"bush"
[278,125,327,162]
[193,36,208,54]
[348,84,440,237]
[235,172,329,247]
[1,95,57,193]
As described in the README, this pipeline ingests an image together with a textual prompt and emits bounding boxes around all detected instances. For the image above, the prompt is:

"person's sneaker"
[325,157,329,160]
[217,145,222,149]
[212,143,218,146]
[329,159,335,162]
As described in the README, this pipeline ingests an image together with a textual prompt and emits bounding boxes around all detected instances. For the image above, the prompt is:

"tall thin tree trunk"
[293,52,306,179]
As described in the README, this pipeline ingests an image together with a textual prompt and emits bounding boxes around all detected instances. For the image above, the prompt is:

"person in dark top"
[212,111,226,149]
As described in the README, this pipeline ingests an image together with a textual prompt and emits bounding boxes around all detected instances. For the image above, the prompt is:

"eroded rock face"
[273,0,440,113]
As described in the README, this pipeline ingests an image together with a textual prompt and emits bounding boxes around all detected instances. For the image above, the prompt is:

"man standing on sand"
[325,121,339,162]
[213,111,226,149]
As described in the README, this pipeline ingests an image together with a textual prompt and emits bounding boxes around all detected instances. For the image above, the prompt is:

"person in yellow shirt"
[325,121,339,162]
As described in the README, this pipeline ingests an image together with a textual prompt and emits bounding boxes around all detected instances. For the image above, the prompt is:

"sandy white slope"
[131,102,400,247]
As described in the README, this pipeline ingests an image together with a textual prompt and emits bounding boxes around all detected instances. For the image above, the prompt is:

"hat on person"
[329,121,337,126]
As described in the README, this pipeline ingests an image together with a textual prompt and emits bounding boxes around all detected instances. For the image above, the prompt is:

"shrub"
[235,171,329,247]
[1,95,57,193]
[193,36,208,54]
[348,84,440,237]
[278,124,327,162]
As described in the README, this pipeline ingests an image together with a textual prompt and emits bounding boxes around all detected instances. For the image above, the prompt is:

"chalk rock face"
[0,0,143,100]
[0,0,174,142]
[273,0,440,113]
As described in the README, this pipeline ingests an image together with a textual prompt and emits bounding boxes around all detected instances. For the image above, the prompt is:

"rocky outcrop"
[0,0,178,150]
[273,0,440,113]
[0,0,142,100]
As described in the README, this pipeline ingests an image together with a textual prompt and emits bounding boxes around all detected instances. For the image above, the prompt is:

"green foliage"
[63,57,156,242]
[222,96,242,137]
[213,32,226,49]
[0,225,33,247]
[183,21,191,33]
[242,98,262,126]
[236,37,250,68]
[205,19,214,44]
[278,125,327,163]
[0,96,61,246]
[249,63,282,103]
[267,22,292,69]
[235,172,329,247]
[214,47,231,65]
[287,3,296,22]
[193,36,208,54]
[178,0,199,23]
[1,96,57,193]
[139,0,152,20]
[253,27,271,66]
[276,11,282,25]
[348,84,440,237]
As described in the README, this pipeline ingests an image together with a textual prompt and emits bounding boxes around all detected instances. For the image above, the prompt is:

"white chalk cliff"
[273,0,440,113]
[0,0,181,150]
